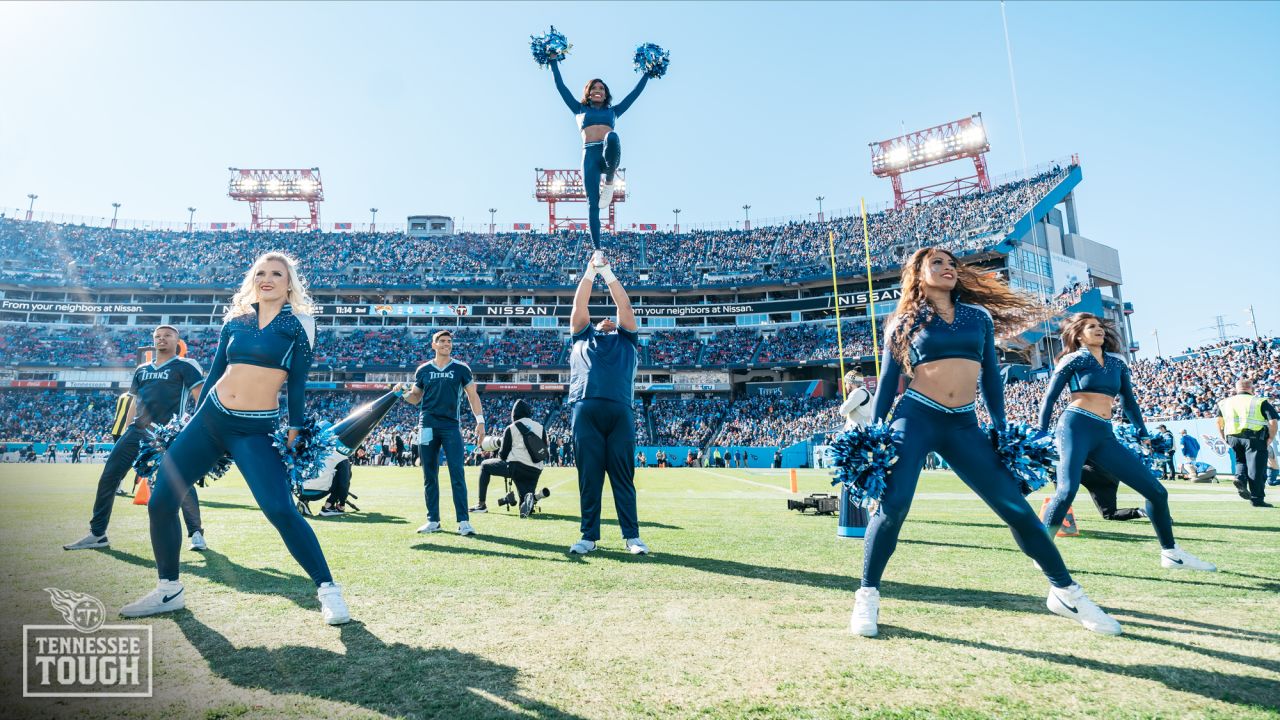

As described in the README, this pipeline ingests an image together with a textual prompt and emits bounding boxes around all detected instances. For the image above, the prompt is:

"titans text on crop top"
[550,60,648,132]
[1037,348,1147,435]
[197,303,315,429]
[871,303,1006,426]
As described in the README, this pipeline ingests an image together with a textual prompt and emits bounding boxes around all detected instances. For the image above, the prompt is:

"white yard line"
[697,469,793,494]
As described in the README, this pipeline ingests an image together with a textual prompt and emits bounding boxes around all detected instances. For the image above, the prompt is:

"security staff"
[1217,378,1279,507]
[566,251,647,555]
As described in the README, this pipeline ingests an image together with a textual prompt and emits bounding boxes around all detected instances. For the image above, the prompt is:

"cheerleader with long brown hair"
[1038,312,1215,571]
[851,247,1122,637]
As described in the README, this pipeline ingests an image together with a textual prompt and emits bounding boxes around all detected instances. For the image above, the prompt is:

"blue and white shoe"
[1161,546,1216,572]
[120,581,185,618]
[569,539,597,555]
[1047,583,1121,635]
[63,533,109,551]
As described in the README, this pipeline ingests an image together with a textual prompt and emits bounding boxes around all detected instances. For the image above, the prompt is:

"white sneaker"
[120,580,185,618]
[599,182,616,207]
[416,521,441,534]
[63,533,109,551]
[625,537,650,555]
[850,587,880,637]
[317,582,351,625]
[1161,545,1217,572]
[188,531,207,551]
[1047,584,1122,635]
[569,539,597,555]
[458,521,477,537]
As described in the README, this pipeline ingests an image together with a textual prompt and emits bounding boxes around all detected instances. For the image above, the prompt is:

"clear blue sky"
[2,1,1277,355]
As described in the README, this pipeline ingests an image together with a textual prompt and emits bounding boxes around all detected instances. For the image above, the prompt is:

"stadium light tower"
[186,207,196,233]
[488,208,497,235]
[369,207,378,232]
[26,193,37,221]
[742,204,751,231]
[534,167,626,232]
[870,113,992,209]
[673,208,680,233]
[111,202,121,230]
[227,167,324,231]
[815,195,825,222]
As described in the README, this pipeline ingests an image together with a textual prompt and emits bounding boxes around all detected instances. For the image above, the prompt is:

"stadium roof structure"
[227,167,324,231]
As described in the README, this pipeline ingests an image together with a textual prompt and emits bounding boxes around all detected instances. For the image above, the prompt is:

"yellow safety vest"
[1218,394,1267,436]
[111,393,135,438]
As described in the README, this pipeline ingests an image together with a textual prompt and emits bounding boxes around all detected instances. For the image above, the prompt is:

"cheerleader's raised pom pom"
[530,26,571,67]
[633,42,669,79]
[132,415,188,479]
[273,417,338,490]
[829,422,897,508]
[989,423,1059,496]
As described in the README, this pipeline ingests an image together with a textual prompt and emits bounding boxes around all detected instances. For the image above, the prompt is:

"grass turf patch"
[0,464,1277,719]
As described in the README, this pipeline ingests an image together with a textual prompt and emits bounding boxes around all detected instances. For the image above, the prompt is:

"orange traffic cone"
[1039,497,1078,537]
[132,477,151,505]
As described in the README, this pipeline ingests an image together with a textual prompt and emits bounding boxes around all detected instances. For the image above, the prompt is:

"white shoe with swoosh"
[121,581,185,618]
[1047,583,1121,635]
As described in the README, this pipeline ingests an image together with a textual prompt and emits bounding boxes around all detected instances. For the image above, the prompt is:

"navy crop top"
[198,303,315,429]
[550,59,648,132]
[871,303,1006,427]
[1037,348,1146,435]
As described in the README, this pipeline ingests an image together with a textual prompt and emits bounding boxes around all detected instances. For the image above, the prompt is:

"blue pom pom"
[132,415,233,488]
[1113,425,1161,479]
[273,417,338,491]
[633,42,669,79]
[829,421,898,508]
[132,415,188,481]
[989,423,1059,496]
[1148,432,1173,457]
[530,26,571,67]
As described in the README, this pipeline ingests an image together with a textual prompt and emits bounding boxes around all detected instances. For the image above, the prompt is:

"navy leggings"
[419,425,468,523]
[582,133,621,249]
[862,391,1073,589]
[148,393,333,585]
[572,398,638,541]
[1045,407,1175,548]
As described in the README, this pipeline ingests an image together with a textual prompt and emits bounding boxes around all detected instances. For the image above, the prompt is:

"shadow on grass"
[104,548,316,610]
[1074,568,1280,595]
[435,535,1275,643]
[523,512,683,530]
[196,499,261,511]
[411,541,584,564]
[305,510,408,525]
[1171,520,1279,533]
[174,615,585,719]
[890,627,1280,710]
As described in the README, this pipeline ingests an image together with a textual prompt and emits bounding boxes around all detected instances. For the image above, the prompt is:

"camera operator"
[470,400,547,517]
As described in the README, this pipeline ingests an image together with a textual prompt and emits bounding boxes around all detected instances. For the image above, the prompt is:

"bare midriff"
[907,359,981,407]
[210,364,287,411]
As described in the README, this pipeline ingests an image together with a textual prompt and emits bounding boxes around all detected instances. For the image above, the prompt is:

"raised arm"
[604,274,637,332]
[871,326,904,423]
[570,259,596,335]
[197,324,231,408]
[612,74,649,116]
[1037,364,1071,433]
[978,316,1007,429]
[1116,362,1148,437]
[549,60,580,113]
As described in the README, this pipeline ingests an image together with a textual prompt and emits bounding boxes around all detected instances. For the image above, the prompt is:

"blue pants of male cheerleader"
[90,424,202,538]
[582,133,621,249]
[1045,407,1175,548]
[862,390,1074,589]
[419,425,469,523]
[572,398,639,541]
[148,393,333,585]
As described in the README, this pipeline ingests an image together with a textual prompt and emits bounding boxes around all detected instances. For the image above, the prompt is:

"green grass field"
[1,463,1277,719]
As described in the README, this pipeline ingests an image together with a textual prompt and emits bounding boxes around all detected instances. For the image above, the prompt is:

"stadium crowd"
[0,167,1069,290]
[6,335,1275,454]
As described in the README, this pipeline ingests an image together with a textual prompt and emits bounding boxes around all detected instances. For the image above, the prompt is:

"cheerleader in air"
[1038,312,1215,571]
[853,248,1122,637]
[533,27,667,250]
